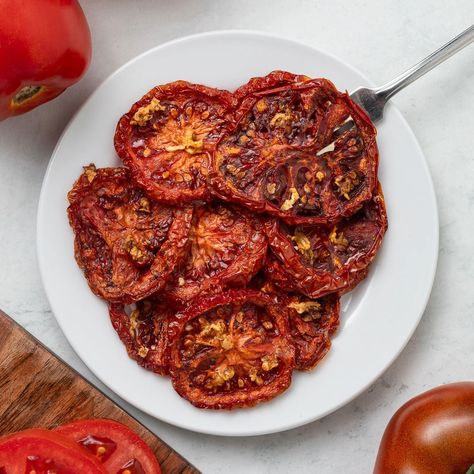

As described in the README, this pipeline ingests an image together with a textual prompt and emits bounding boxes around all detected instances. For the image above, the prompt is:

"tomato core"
[11,85,44,106]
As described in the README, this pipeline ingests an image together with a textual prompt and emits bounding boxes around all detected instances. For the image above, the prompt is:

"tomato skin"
[55,419,161,474]
[0,0,91,120]
[374,382,474,474]
[0,428,105,474]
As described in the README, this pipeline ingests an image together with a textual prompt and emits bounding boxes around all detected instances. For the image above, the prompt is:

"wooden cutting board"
[0,310,199,474]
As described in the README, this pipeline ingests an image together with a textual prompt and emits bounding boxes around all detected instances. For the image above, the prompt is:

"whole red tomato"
[0,0,91,120]
[374,382,474,474]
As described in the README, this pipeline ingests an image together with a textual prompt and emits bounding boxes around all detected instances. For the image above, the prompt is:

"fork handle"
[375,24,474,100]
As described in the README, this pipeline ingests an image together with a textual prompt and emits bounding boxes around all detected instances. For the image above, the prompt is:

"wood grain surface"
[0,310,199,474]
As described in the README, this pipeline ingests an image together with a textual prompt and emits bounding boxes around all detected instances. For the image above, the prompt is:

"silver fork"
[351,24,474,123]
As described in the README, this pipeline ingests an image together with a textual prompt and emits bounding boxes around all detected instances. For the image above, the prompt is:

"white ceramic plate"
[37,31,438,436]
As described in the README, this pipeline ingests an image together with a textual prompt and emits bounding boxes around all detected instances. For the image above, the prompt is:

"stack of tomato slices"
[67,71,387,410]
[0,419,161,473]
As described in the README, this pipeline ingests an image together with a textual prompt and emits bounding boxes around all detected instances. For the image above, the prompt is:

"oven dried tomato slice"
[252,276,340,371]
[286,292,339,371]
[109,298,176,375]
[67,165,193,303]
[168,290,295,409]
[211,70,378,224]
[164,203,267,303]
[265,184,387,298]
[114,81,234,203]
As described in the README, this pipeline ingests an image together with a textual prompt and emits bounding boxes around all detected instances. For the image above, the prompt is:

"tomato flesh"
[0,429,105,474]
[55,419,161,474]
[78,434,117,463]
[117,458,146,474]
[164,203,267,303]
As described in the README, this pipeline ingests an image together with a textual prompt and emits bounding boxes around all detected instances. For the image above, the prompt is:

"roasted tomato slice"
[114,81,234,203]
[55,419,161,474]
[164,203,267,303]
[286,292,339,371]
[265,184,387,298]
[253,276,340,371]
[0,428,105,474]
[211,70,378,224]
[168,290,295,409]
[67,165,193,303]
[109,298,176,375]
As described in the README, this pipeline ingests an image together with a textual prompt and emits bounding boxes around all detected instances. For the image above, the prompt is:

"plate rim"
[36,29,439,436]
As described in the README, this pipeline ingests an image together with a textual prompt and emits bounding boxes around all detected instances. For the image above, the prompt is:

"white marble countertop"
[1,1,473,472]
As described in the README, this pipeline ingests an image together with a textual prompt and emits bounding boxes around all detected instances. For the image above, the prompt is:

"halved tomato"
[211,70,378,224]
[265,183,387,298]
[115,81,234,204]
[109,298,175,375]
[164,203,267,303]
[168,290,295,409]
[0,428,105,474]
[67,165,193,303]
[54,419,161,474]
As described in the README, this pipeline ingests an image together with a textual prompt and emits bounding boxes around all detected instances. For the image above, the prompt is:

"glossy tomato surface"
[374,382,474,474]
[0,0,91,120]
[0,428,105,474]
[67,165,193,303]
[265,183,387,298]
[211,70,378,224]
[164,203,267,303]
[115,81,234,203]
[168,290,295,409]
[55,419,161,474]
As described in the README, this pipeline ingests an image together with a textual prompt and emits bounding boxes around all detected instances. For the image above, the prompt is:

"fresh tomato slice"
[0,428,105,474]
[54,419,161,474]
[211,70,379,224]
[67,165,193,303]
[164,203,267,303]
[114,81,234,203]
[168,290,295,409]
[109,298,175,375]
[264,183,387,298]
